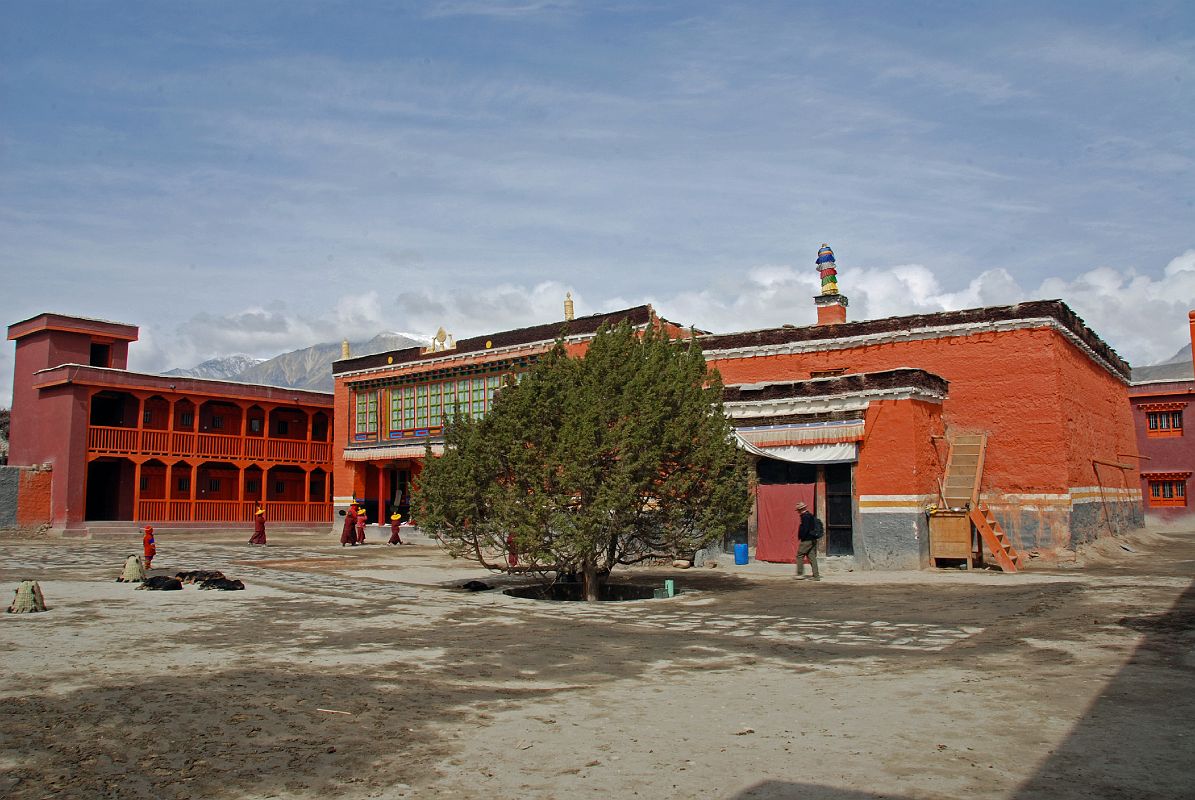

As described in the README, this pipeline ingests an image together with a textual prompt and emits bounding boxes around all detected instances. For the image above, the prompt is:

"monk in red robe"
[249,507,267,545]
[388,512,404,545]
[355,510,368,544]
[340,503,358,547]
[143,526,157,569]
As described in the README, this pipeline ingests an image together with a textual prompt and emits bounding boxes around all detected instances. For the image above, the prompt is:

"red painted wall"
[710,326,1126,496]
[1129,382,1195,517]
[855,399,946,496]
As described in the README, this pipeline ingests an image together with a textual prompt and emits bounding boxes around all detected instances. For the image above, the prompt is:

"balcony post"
[165,461,174,520]
[133,459,142,522]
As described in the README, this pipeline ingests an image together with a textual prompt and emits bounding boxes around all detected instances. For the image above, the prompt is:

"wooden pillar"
[189,460,198,521]
[377,464,387,523]
[164,462,174,521]
[815,465,828,555]
[133,460,143,522]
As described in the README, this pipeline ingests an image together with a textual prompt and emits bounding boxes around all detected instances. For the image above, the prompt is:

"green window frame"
[402,386,416,430]
[355,390,378,434]
[389,389,402,432]
[429,382,443,427]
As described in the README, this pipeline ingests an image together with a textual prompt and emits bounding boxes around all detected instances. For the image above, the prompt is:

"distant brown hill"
[164,332,425,393]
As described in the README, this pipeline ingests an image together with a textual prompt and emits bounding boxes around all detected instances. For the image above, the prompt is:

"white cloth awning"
[343,443,443,461]
[735,436,858,464]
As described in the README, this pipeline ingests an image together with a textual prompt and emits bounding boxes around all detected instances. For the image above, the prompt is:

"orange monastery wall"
[855,398,946,498]
[710,323,1141,550]
[712,327,1076,495]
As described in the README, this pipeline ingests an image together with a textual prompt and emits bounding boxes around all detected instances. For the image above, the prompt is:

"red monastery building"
[5,314,333,534]
[3,247,1144,568]
[330,300,691,526]
[1126,310,1195,518]
[330,247,1142,569]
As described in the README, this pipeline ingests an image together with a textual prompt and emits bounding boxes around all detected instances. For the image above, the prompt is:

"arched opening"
[174,399,197,431]
[89,391,138,428]
[311,411,330,442]
[243,465,264,504]
[309,468,328,504]
[85,457,135,520]
[141,396,171,431]
[266,465,306,502]
[269,407,308,440]
[140,459,167,500]
[246,405,266,438]
[196,461,239,502]
[198,401,243,436]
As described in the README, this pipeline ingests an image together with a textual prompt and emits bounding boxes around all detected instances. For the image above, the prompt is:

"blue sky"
[2,1,1193,403]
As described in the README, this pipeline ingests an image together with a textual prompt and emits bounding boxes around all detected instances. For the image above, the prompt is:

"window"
[416,384,429,428]
[246,480,260,493]
[402,386,416,430]
[139,476,149,491]
[1146,410,1183,437]
[428,382,442,427]
[210,415,224,430]
[274,481,285,494]
[1148,480,1187,507]
[355,391,378,434]
[143,410,153,425]
[389,389,402,432]
[180,411,194,427]
[471,378,485,418]
[177,477,190,492]
[249,418,263,433]
[276,420,290,436]
[208,478,221,492]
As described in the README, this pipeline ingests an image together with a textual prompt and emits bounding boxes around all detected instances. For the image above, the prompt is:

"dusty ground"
[0,524,1192,800]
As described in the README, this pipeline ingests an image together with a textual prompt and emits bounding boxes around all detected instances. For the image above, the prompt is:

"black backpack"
[811,517,825,540]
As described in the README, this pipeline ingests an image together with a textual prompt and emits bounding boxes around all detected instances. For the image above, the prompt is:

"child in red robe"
[355,510,368,544]
[249,507,267,545]
[388,512,404,545]
[142,526,157,569]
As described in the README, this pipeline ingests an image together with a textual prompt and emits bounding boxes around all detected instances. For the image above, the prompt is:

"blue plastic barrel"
[733,543,749,565]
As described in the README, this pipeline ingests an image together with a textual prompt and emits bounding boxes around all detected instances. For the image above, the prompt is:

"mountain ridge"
[163,332,426,393]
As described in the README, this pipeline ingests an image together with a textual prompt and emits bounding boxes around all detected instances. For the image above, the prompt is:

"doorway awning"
[735,437,858,464]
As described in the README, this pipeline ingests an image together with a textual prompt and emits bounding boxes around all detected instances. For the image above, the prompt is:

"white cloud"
[6,253,1195,410]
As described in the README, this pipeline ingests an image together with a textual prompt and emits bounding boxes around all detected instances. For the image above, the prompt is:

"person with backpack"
[795,501,823,580]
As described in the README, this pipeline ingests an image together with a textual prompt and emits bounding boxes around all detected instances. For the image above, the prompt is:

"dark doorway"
[825,463,855,556]
[86,459,133,520]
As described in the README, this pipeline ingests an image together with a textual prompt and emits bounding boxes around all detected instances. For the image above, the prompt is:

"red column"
[377,464,386,526]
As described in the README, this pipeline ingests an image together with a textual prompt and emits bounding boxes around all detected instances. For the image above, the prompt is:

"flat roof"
[333,305,664,375]
[31,364,333,407]
[8,312,139,343]
[701,299,1129,380]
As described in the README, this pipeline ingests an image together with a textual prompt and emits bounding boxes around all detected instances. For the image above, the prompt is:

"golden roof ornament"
[341,339,351,359]
[564,292,575,321]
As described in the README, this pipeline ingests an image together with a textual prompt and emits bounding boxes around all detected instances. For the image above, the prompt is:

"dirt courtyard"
[1,524,1192,800]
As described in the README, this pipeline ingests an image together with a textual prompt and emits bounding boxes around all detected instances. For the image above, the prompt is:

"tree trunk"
[581,560,601,602]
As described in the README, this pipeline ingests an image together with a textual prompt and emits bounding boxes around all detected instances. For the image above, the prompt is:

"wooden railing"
[137,500,332,523]
[88,425,330,465]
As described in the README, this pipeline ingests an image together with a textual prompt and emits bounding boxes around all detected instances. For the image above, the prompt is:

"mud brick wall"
[0,465,52,529]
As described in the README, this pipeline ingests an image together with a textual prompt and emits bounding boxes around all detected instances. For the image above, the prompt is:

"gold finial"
[564,291,575,321]
[341,339,351,359]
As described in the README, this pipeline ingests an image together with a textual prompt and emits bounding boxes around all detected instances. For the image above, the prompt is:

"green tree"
[414,321,750,601]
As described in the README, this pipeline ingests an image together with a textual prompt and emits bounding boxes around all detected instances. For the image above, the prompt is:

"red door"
[755,483,815,563]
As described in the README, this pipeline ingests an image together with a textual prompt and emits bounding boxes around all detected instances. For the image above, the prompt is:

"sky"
[2,1,1193,405]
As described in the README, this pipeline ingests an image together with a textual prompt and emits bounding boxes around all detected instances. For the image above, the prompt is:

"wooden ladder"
[941,433,986,509]
[941,433,1022,573]
[969,503,1022,573]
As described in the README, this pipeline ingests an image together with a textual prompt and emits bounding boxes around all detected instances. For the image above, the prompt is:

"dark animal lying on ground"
[137,576,183,591]
[198,577,245,591]
[175,570,226,584]
[461,580,492,592]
